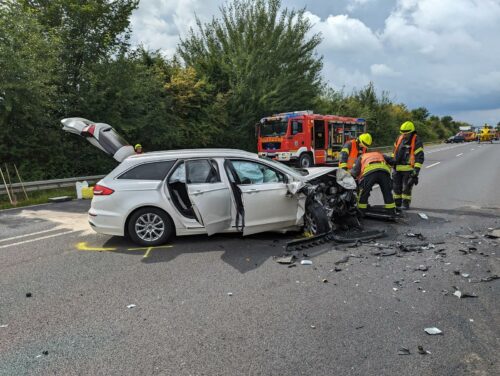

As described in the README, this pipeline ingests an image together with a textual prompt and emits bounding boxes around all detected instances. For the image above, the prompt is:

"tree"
[178,0,323,149]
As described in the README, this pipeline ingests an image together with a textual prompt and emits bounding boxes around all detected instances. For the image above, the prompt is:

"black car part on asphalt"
[285,228,386,252]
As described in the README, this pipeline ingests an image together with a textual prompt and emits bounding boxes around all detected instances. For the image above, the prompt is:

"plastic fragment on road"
[453,290,477,299]
[424,327,443,335]
[0,324,8,328]
[461,273,470,278]
[26,292,32,298]
[458,234,477,240]
[406,232,425,240]
[322,279,328,283]
[416,265,429,271]
[485,229,500,238]
[310,325,316,329]
[398,347,411,355]
[227,292,233,296]
[300,260,313,266]
[126,304,136,309]
[418,213,429,220]
[274,255,295,264]
[418,345,431,355]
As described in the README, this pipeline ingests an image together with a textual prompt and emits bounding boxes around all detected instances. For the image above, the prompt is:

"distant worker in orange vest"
[351,151,396,215]
[392,121,424,210]
[134,144,144,154]
[339,133,372,170]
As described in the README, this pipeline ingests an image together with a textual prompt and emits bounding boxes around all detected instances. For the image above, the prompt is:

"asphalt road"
[0,142,499,376]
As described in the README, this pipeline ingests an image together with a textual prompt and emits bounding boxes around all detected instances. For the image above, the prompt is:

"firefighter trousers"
[358,170,396,212]
[392,171,413,208]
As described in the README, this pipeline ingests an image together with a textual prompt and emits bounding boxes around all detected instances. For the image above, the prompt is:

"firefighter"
[351,151,396,214]
[392,121,424,210]
[134,144,143,154]
[339,133,372,170]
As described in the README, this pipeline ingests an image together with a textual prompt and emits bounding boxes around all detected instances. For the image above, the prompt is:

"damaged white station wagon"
[62,118,359,246]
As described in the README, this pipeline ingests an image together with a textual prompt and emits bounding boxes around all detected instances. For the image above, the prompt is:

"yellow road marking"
[76,242,172,258]
[76,242,116,252]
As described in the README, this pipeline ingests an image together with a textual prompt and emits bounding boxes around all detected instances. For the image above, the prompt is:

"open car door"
[61,117,134,162]
[225,159,299,236]
[184,159,232,235]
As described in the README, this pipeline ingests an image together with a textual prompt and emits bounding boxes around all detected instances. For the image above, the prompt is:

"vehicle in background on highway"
[445,134,465,143]
[477,125,495,143]
[62,118,358,246]
[461,131,477,142]
[256,111,366,168]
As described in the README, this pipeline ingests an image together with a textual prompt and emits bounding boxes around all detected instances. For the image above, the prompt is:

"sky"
[130,0,500,126]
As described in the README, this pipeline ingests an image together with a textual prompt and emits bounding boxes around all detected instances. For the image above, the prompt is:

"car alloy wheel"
[135,213,165,242]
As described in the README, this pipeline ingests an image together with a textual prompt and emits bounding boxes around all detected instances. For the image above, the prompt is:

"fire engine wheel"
[298,153,313,168]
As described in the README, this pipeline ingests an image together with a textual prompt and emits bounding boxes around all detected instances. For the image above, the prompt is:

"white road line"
[0,230,77,249]
[456,153,463,157]
[0,228,60,243]
[425,162,441,169]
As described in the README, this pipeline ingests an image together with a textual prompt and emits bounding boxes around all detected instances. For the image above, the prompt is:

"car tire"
[127,207,174,246]
[298,153,313,168]
[304,203,330,235]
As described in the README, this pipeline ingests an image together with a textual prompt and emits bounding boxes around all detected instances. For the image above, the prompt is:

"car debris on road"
[424,327,443,335]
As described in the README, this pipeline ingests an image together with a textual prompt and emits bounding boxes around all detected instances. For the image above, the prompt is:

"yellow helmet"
[358,133,372,148]
[400,121,415,134]
[134,144,142,149]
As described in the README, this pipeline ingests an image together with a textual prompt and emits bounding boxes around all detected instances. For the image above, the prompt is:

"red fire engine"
[257,111,366,167]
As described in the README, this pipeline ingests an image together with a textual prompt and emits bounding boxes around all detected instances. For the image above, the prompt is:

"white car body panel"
[187,182,232,235]
[240,182,298,236]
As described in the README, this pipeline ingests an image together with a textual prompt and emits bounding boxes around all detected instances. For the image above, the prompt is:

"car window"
[229,160,285,184]
[168,162,186,183]
[291,121,303,135]
[118,160,175,180]
[186,159,220,184]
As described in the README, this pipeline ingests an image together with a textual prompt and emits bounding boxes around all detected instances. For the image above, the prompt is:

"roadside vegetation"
[1,0,477,182]
[0,187,76,210]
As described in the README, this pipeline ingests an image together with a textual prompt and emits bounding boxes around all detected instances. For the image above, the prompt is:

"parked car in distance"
[62,118,359,246]
[445,134,465,143]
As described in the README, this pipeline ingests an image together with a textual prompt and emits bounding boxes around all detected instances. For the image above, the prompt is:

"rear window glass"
[118,160,175,180]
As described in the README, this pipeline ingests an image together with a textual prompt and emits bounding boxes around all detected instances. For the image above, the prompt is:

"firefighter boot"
[402,199,411,210]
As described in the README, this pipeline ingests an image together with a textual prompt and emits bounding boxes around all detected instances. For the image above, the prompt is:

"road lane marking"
[76,242,116,252]
[0,228,60,243]
[0,230,77,249]
[456,153,463,157]
[425,162,441,169]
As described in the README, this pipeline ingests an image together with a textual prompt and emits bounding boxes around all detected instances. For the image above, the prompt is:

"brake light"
[82,124,96,137]
[93,184,114,196]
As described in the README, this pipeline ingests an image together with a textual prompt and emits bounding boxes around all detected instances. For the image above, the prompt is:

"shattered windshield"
[260,120,288,137]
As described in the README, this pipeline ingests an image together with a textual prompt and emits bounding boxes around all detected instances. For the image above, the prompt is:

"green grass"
[0,187,77,210]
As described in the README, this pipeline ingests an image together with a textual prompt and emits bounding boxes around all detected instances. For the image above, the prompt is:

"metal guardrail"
[0,175,105,195]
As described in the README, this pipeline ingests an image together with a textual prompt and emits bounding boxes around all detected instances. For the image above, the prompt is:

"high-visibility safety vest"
[345,140,366,169]
[358,152,391,179]
[393,134,416,172]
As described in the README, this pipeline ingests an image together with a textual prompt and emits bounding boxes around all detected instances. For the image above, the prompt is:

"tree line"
[0,0,471,181]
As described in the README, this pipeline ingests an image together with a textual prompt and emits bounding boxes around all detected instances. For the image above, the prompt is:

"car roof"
[126,148,258,162]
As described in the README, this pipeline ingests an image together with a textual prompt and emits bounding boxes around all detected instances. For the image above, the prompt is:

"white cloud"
[307,12,381,53]
[370,63,399,77]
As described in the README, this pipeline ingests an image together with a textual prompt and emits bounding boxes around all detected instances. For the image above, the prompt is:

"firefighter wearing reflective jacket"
[339,133,372,170]
[351,152,396,214]
[392,121,424,210]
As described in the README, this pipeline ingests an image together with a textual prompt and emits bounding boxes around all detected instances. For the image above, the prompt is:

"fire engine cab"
[257,111,366,167]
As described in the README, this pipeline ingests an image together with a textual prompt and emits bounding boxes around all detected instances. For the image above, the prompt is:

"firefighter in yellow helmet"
[339,133,372,170]
[134,144,143,154]
[392,121,424,210]
[351,151,396,215]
